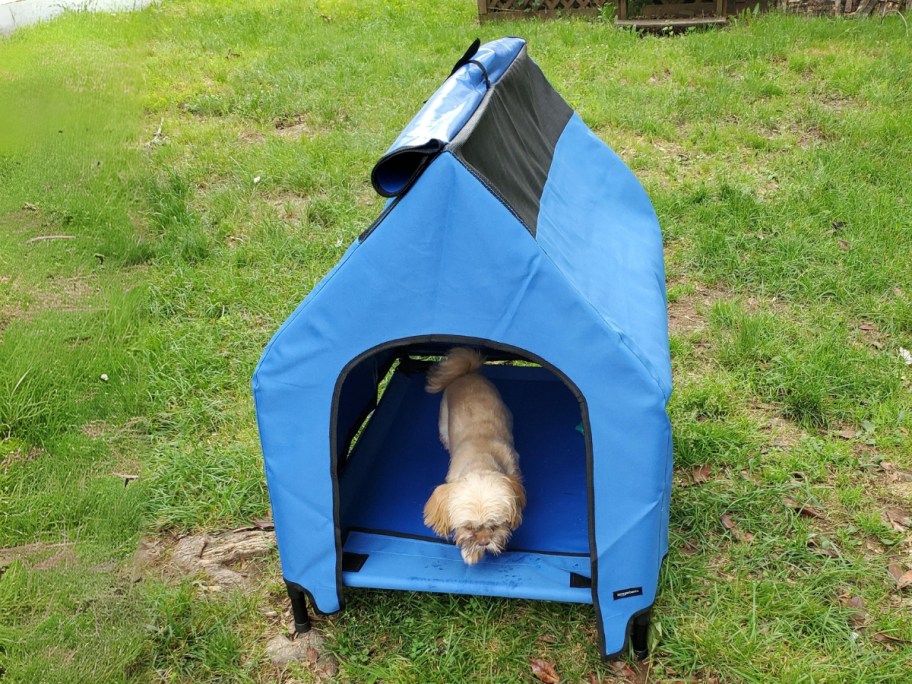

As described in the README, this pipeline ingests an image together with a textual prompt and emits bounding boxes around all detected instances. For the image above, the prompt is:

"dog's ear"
[423,484,453,538]
[505,475,526,529]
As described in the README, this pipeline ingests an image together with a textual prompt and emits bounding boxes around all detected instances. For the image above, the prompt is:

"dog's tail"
[426,347,484,393]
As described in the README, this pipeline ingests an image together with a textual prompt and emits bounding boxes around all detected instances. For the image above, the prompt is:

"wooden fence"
[477,0,909,24]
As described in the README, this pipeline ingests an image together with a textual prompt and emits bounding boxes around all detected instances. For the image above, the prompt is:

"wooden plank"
[619,0,629,20]
[642,2,718,17]
[477,0,488,17]
[855,0,876,15]
[615,16,728,28]
[481,8,603,20]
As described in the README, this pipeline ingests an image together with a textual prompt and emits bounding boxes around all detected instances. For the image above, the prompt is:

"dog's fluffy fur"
[423,347,526,565]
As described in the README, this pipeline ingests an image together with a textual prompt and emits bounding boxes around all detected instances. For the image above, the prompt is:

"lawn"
[1,1,911,681]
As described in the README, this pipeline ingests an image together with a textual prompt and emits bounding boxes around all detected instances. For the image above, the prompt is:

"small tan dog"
[423,347,526,565]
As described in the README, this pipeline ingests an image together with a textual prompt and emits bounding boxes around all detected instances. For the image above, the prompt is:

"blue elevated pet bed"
[253,37,672,659]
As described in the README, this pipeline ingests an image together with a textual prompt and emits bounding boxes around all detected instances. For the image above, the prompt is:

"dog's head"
[423,472,526,565]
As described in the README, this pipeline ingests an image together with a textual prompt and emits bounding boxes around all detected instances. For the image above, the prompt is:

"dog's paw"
[460,546,484,565]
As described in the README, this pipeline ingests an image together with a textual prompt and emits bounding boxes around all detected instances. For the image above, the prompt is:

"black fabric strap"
[466,59,491,89]
[570,572,592,588]
[449,38,481,77]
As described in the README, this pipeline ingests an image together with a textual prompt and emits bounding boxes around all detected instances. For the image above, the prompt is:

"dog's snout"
[475,529,492,546]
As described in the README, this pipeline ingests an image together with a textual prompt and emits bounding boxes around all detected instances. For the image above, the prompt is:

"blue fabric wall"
[254,149,671,655]
[538,114,671,400]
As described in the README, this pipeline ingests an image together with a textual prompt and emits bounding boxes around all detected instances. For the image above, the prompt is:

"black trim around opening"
[328,334,604,654]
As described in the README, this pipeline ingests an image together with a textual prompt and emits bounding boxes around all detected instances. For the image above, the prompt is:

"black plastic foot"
[631,611,650,660]
[285,581,312,634]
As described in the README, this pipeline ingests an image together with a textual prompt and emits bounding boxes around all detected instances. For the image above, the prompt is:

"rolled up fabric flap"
[370,37,525,198]
[371,140,445,198]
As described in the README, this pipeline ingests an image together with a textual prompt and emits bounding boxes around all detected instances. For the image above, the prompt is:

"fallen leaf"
[872,631,912,645]
[610,661,637,678]
[252,517,274,530]
[842,595,865,627]
[536,633,558,644]
[897,571,912,590]
[838,239,851,250]
[530,658,560,684]
[885,509,911,529]
[720,514,753,543]
[783,497,824,519]
[845,595,864,610]
[808,535,840,558]
[692,465,711,484]
[836,429,857,440]
[859,323,876,331]
[680,541,700,555]
[900,347,912,366]
[880,462,912,482]
[587,674,601,684]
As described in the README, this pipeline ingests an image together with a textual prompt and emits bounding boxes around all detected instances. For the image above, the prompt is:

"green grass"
[1,2,912,681]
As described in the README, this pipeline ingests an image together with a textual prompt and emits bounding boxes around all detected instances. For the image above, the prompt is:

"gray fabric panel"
[448,47,573,236]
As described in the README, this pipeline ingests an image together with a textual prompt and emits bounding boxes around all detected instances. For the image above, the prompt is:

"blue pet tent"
[253,38,672,659]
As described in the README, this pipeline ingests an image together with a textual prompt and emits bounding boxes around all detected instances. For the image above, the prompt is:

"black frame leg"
[631,610,650,659]
[285,582,312,634]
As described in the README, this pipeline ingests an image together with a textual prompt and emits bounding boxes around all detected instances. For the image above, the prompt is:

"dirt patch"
[266,631,338,679]
[267,192,310,221]
[238,129,266,144]
[822,95,853,112]
[0,541,77,572]
[33,276,96,311]
[81,416,146,443]
[273,114,315,140]
[80,420,111,439]
[749,402,806,452]
[135,528,277,591]
[134,528,339,680]
[666,282,731,337]
[850,319,889,351]
[795,123,827,150]
[0,208,42,235]
[2,276,97,328]
[0,446,44,471]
